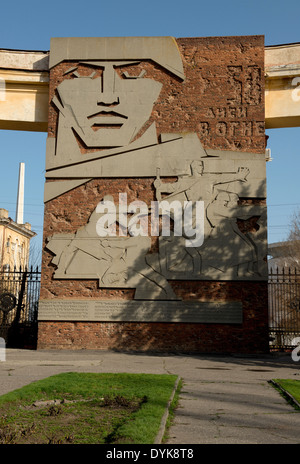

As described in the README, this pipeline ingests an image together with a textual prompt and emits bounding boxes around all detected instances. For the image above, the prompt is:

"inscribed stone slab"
[38,299,243,324]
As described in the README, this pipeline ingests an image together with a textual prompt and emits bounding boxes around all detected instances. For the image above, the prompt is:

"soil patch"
[0,394,145,444]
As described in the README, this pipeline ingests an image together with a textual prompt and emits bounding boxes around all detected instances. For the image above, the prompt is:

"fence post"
[0,338,5,361]
[15,269,27,324]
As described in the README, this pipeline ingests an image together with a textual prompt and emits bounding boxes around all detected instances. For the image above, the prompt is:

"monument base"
[37,281,269,354]
[37,320,269,354]
[39,35,268,356]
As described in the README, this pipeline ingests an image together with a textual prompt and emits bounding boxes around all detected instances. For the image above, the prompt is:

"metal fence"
[0,265,299,351]
[0,266,41,348]
[269,267,300,351]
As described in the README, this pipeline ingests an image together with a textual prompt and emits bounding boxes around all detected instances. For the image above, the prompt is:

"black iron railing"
[269,267,300,350]
[0,265,299,351]
[0,266,41,348]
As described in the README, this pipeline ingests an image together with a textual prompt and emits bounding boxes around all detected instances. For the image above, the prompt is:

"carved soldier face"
[191,161,204,177]
[56,60,163,148]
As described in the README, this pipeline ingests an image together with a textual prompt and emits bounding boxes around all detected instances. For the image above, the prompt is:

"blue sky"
[0,0,300,258]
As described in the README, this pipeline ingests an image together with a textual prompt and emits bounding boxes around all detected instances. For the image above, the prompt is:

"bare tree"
[268,209,300,347]
[28,240,42,270]
[284,208,300,269]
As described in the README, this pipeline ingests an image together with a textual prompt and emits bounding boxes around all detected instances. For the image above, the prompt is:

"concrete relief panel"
[46,206,177,300]
[44,36,267,305]
[46,37,184,174]
[153,159,267,280]
[46,156,267,291]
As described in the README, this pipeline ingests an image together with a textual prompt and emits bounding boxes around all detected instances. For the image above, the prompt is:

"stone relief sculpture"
[45,37,268,298]
[151,161,262,278]
[45,37,188,195]
[152,160,267,280]
[46,202,178,300]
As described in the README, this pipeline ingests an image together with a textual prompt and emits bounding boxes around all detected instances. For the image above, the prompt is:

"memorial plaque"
[38,299,243,324]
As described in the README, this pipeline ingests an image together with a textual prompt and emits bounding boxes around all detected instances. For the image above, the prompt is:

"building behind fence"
[0,265,299,351]
[0,266,40,348]
[0,208,36,271]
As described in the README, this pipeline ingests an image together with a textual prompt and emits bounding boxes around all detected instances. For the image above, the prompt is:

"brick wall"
[38,35,268,354]
[47,36,265,152]
[38,281,269,353]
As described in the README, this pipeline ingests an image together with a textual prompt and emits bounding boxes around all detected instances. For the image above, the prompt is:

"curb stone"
[269,380,300,409]
[154,376,181,444]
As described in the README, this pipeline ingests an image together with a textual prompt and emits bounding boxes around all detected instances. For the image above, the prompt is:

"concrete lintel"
[0,68,49,83]
[265,42,300,68]
[0,66,49,132]
[265,43,300,129]
[0,49,49,132]
[0,48,49,71]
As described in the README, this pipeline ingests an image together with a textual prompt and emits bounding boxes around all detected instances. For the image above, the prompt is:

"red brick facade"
[38,281,268,353]
[38,35,268,353]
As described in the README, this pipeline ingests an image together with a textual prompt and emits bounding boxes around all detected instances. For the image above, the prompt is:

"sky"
[0,0,300,262]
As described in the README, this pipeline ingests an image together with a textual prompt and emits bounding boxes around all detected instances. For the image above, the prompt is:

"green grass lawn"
[0,372,180,444]
[271,379,300,409]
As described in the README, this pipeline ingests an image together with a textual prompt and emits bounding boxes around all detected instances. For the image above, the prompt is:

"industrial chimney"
[16,162,25,224]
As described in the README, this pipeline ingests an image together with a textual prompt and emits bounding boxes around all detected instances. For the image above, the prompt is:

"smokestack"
[16,162,25,224]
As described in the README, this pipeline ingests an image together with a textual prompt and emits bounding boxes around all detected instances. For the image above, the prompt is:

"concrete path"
[0,349,299,444]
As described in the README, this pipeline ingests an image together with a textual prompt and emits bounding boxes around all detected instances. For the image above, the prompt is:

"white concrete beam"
[265,43,300,129]
[0,44,300,132]
[0,49,49,132]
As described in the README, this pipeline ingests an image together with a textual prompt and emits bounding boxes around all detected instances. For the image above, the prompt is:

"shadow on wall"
[40,177,269,353]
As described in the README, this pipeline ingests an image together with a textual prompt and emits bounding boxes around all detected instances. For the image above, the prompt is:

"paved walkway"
[0,349,299,444]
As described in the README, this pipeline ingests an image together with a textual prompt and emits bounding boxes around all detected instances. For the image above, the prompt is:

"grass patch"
[270,379,300,410]
[0,372,179,444]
